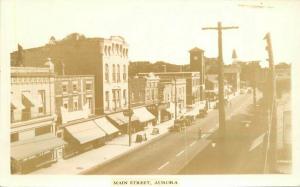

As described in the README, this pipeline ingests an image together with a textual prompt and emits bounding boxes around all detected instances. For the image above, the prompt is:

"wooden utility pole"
[263,32,277,172]
[174,77,177,120]
[202,22,238,140]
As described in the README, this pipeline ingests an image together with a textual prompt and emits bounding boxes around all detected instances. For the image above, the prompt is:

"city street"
[86,92,257,175]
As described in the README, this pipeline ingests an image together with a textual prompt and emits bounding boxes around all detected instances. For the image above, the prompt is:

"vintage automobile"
[169,119,186,132]
[197,109,208,118]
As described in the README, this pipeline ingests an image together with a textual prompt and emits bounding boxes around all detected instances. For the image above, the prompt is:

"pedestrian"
[144,133,147,141]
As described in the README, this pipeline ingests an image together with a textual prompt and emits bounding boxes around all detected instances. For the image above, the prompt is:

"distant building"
[10,65,65,174]
[54,75,95,138]
[158,81,173,122]
[130,73,160,107]
[189,47,206,100]
[139,72,200,108]
[224,65,241,93]
[11,33,129,115]
[130,73,160,125]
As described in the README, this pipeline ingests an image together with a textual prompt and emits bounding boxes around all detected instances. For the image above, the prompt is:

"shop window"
[35,125,51,136]
[10,133,19,142]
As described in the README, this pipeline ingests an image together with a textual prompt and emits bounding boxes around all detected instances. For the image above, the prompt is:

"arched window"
[112,43,115,54]
[104,46,107,56]
[113,64,116,82]
[108,46,111,55]
[116,44,119,55]
[123,64,126,81]
[105,64,109,82]
[117,64,120,82]
[120,45,123,56]
[123,89,127,106]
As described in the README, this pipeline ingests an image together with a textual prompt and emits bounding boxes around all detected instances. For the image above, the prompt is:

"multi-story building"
[224,65,241,93]
[11,33,129,115]
[139,72,201,109]
[158,81,173,122]
[54,74,95,137]
[10,65,65,174]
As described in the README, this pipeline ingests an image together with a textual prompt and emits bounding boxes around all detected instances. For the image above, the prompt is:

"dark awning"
[107,112,139,126]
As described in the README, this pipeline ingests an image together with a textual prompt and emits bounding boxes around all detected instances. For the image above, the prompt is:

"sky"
[3,0,300,67]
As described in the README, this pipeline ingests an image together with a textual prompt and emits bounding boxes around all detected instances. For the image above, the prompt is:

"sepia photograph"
[0,0,299,186]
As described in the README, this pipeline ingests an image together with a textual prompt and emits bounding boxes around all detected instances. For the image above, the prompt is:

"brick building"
[11,33,129,115]
[54,74,95,137]
[10,65,65,174]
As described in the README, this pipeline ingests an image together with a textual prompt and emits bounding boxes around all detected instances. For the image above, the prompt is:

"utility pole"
[174,77,177,120]
[202,22,239,141]
[263,32,277,172]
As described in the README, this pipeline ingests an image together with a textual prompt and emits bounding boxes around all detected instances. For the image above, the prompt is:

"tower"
[189,47,205,100]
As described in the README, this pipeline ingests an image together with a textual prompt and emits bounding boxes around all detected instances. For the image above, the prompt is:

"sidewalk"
[30,119,174,175]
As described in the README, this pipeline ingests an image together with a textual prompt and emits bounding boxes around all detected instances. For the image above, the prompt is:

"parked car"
[169,119,186,132]
[197,109,208,118]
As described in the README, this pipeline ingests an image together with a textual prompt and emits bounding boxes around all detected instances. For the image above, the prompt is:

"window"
[123,65,127,81]
[10,106,14,122]
[63,103,68,109]
[86,83,92,91]
[104,46,107,55]
[73,100,78,111]
[105,64,109,82]
[63,98,68,110]
[10,133,18,142]
[62,85,67,93]
[73,83,77,92]
[38,90,46,114]
[35,125,51,136]
[86,97,92,109]
[113,64,116,82]
[117,65,120,82]
[105,91,110,110]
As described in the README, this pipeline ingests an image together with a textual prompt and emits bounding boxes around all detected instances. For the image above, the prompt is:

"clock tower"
[189,47,205,84]
[189,47,205,100]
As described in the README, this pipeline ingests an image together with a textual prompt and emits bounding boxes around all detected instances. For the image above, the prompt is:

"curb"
[79,126,172,174]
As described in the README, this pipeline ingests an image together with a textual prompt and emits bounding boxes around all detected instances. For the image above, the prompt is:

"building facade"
[54,75,95,137]
[11,33,129,115]
[139,72,200,108]
[10,65,65,174]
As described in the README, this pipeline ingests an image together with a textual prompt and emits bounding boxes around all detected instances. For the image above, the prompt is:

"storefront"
[11,134,66,174]
[63,120,106,157]
[94,117,120,140]
[107,112,139,134]
[133,107,156,128]
[157,102,171,123]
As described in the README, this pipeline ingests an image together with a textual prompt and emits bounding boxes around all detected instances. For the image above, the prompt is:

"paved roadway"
[87,93,254,175]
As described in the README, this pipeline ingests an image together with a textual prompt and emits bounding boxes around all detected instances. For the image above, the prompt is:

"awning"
[94,117,119,135]
[133,107,155,123]
[65,120,106,144]
[11,96,25,110]
[11,134,66,161]
[22,92,43,107]
[107,112,139,126]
